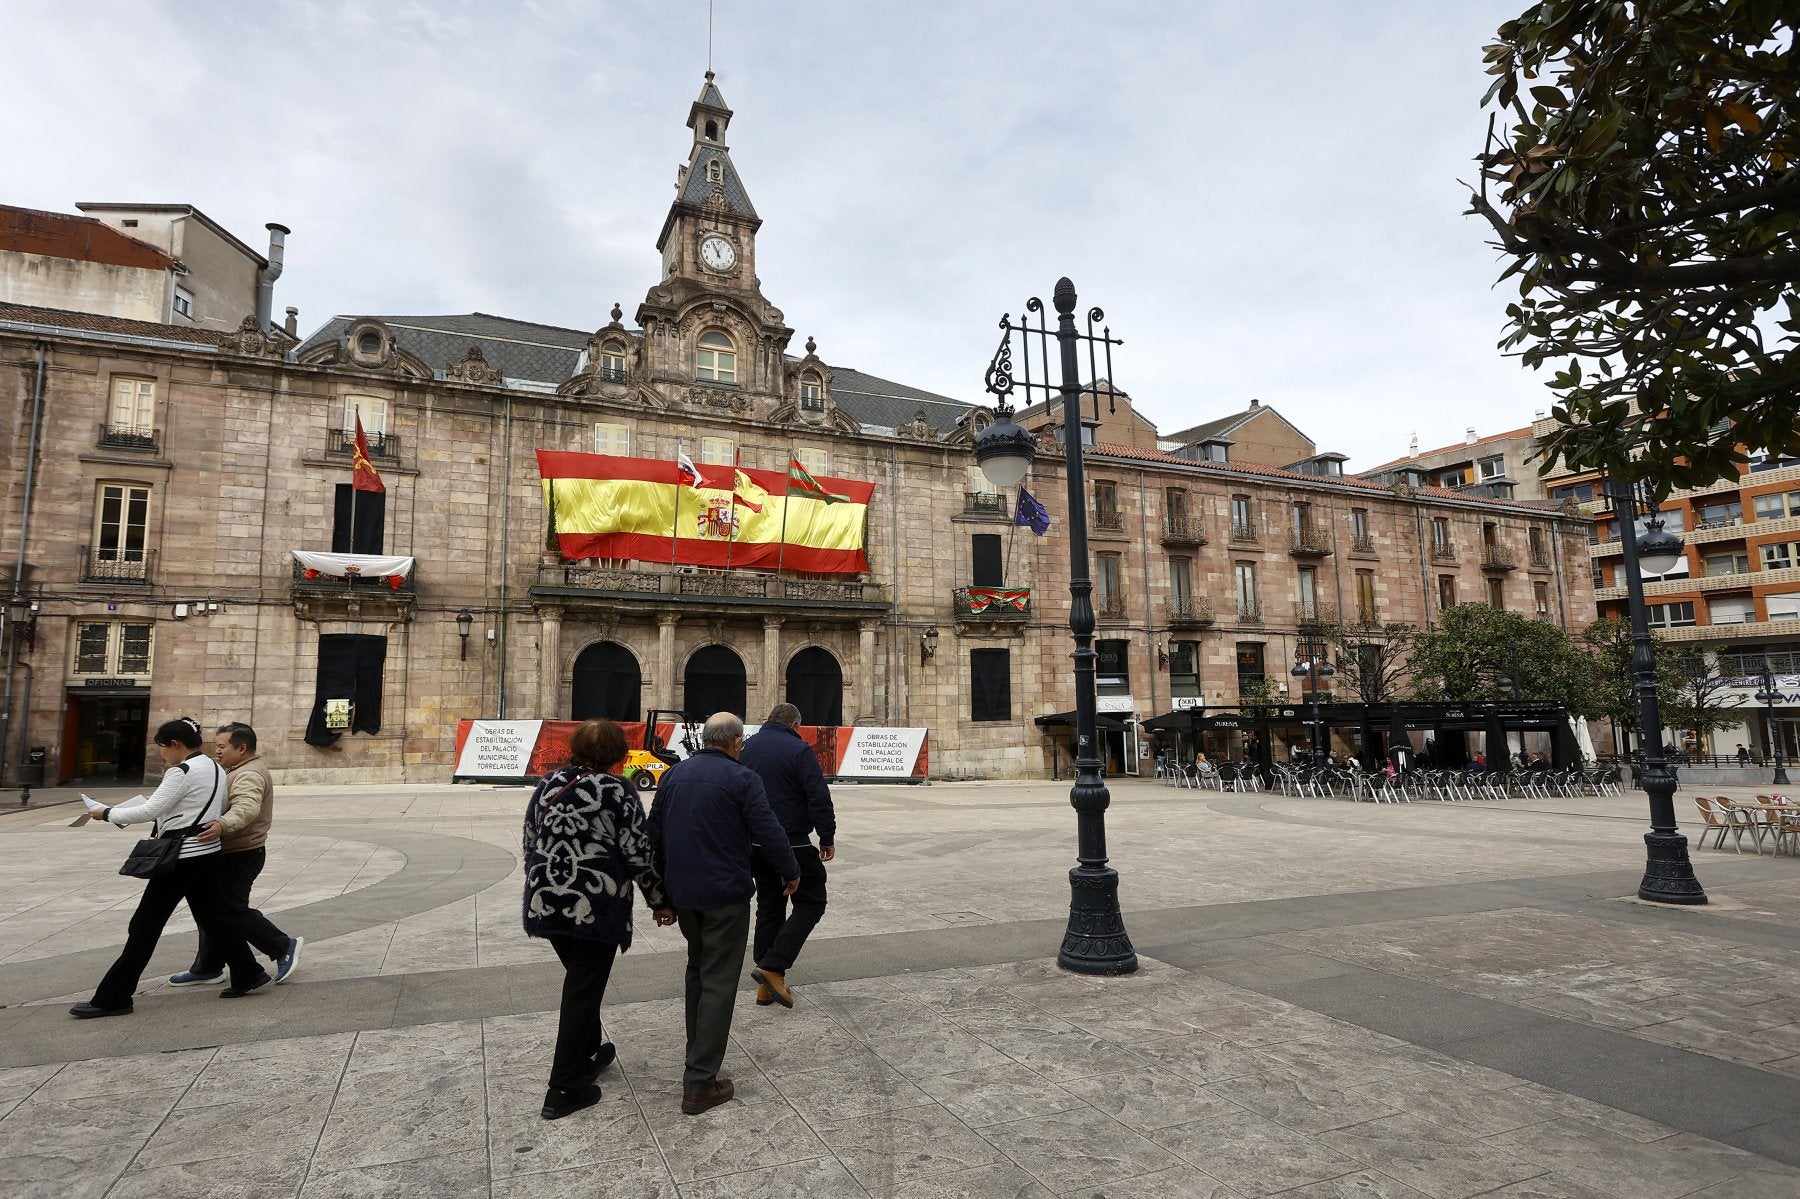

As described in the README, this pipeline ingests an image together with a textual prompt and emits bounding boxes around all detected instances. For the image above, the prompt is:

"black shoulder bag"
[119,762,222,881]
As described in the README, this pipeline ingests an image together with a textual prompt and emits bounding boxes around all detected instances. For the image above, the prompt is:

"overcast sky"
[7,0,1553,468]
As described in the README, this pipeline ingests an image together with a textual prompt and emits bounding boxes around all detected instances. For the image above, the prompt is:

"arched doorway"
[684,645,747,719]
[785,646,843,727]
[571,641,642,722]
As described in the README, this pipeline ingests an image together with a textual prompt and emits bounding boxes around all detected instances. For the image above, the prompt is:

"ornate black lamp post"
[1606,476,1706,905]
[1754,662,1790,785]
[1290,652,1334,768]
[975,278,1137,975]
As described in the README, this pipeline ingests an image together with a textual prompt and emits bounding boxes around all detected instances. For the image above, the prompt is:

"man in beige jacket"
[167,723,303,987]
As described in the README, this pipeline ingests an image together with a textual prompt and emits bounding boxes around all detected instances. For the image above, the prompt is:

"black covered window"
[972,534,1003,587]
[304,633,387,747]
[970,649,1011,722]
[332,484,385,555]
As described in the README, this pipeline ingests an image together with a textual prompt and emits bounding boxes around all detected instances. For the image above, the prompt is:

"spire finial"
[706,0,714,74]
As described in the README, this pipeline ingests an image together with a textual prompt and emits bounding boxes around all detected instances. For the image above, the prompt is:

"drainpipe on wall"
[497,393,513,718]
[1,343,49,787]
[255,224,289,331]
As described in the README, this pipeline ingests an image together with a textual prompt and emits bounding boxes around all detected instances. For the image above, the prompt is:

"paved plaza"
[0,777,1797,1197]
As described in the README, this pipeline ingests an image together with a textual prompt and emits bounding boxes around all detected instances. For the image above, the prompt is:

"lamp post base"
[1638,830,1708,905]
[1059,866,1138,975]
[1774,764,1790,785]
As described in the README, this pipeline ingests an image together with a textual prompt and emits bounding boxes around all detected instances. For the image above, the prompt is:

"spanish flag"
[538,451,873,574]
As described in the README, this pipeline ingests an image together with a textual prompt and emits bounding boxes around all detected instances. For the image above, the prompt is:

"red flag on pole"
[352,414,385,494]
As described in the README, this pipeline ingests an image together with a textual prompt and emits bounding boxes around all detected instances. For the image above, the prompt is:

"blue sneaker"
[167,969,225,988]
[274,936,304,984]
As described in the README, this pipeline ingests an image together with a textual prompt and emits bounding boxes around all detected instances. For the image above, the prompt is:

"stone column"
[539,609,562,717]
[762,616,785,717]
[858,619,881,723]
[657,613,679,709]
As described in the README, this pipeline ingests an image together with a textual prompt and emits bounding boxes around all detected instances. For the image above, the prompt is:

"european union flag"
[1015,487,1051,536]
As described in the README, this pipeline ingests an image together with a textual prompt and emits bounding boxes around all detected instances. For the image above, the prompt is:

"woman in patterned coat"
[522,719,674,1120]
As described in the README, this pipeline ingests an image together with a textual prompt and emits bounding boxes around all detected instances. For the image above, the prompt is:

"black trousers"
[547,936,619,1093]
[752,845,827,973]
[92,852,263,1008]
[191,847,290,971]
[677,902,751,1093]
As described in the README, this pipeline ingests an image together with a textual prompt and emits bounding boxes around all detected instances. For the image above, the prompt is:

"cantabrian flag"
[538,451,873,573]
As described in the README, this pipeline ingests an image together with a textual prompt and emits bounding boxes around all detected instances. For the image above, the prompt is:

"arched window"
[706,159,723,183]
[684,645,747,718]
[571,641,642,722]
[357,330,382,355]
[799,372,824,412]
[696,330,737,384]
[600,341,627,383]
[785,647,843,727]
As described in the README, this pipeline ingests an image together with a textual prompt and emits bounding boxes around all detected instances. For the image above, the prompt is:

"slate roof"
[0,301,221,345]
[679,146,758,220]
[296,312,588,383]
[827,366,973,435]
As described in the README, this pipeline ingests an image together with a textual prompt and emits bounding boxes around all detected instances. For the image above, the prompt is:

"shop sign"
[82,678,140,688]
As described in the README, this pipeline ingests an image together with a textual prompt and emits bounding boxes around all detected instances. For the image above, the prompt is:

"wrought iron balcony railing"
[291,559,416,595]
[1480,544,1518,571]
[1161,514,1207,545]
[1288,527,1334,557]
[952,586,1032,621]
[1528,547,1552,569]
[1350,533,1377,555]
[1430,540,1458,563]
[598,365,628,384]
[1294,600,1338,626]
[964,492,1008,517]
[1229,524,1258,543]
[1236,599,1263,623]
[1096,593,1128,620]
[1093,509,1125,533]
[1164,597,1214,627]
[326,428,401,461]
[98,425,158,452]
[81,546,153,584]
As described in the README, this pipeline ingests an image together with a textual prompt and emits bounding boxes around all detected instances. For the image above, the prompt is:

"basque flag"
[1014,486,1050,535]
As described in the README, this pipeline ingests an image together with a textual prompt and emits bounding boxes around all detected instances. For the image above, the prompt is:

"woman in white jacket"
[71,716,270,1018]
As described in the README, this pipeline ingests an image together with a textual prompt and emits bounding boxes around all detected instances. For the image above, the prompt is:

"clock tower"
[655,71,762,291]
[634,72,793,406]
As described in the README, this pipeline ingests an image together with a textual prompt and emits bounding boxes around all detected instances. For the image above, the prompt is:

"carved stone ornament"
[217,315,286,358]
[896,408,939,442]
[1391,481,1416,500]
[444,345,503,385]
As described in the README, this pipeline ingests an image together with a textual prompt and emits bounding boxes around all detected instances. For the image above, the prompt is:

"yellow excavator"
[622,709,694,791]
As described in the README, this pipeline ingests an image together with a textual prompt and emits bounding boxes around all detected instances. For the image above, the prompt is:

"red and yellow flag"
[538,451,873,574]
[352,414,385,494]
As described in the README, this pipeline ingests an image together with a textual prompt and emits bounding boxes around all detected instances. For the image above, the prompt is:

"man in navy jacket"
[648,712,798,1115]
[738,702,837,1008]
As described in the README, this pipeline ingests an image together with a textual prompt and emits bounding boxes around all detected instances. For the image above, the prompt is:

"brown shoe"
[751,967,794,1008]
[681,1077,734,1115]
[755,982,776,1006]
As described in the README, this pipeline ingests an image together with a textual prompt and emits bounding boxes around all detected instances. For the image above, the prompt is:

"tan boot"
[751,967,794,1008]
[755,982,776,1006]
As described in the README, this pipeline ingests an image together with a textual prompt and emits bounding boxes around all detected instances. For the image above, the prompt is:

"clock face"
[699,236,737,271]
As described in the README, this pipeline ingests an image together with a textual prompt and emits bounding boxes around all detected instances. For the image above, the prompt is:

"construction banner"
[537,451,873,575]
[452,719,928,783]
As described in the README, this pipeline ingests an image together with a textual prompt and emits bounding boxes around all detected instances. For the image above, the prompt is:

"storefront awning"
[1034,710,1127,732]
[1142,709,1205,732]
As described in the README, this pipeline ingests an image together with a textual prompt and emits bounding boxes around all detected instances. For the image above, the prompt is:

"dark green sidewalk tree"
[1471,1,1800,490]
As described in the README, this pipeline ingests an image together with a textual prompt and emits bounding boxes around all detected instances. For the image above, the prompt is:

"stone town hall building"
[0,76,1597,785]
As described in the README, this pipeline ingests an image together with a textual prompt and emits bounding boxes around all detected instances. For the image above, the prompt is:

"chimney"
[1408,434,1419,457]
[284,306,299,337]
[1249,398,1260,408]
[256,222,290,330]
[1465,426,1478,445]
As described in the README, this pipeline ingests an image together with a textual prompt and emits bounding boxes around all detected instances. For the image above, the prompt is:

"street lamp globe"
[973,411,1036,489]
[1636,520,1684,576]
[1317,661,1336,681]
[1291,662,1311,680]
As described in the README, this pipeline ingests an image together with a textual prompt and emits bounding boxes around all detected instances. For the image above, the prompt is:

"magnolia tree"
[1471,1,1799,489]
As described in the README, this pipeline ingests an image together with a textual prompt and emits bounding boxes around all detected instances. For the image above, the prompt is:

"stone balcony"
[1287,528,1333,557]
[532,563,891,618]
[1164,597,1215,628]
[951,586,1032,625]
[1480,544,1518,572]
[1160,515,1207,546]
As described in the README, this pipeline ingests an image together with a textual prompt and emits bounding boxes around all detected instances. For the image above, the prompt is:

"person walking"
[739,703,836,1009]
[166,723,303,989]
[522,719,675,1120]
[72,717,269,1018]
[647,713,798,1116]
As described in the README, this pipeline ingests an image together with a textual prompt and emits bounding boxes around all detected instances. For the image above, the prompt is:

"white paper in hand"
[81,794,106,812]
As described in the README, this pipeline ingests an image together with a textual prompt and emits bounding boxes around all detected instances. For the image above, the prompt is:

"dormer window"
[706,159,723,183]
[357,331,382,355]
[600,341,627,383]
[696,330,737,384]
[799,372,824,412]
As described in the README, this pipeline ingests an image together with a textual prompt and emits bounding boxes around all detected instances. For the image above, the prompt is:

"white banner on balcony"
[292,551,416,579]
